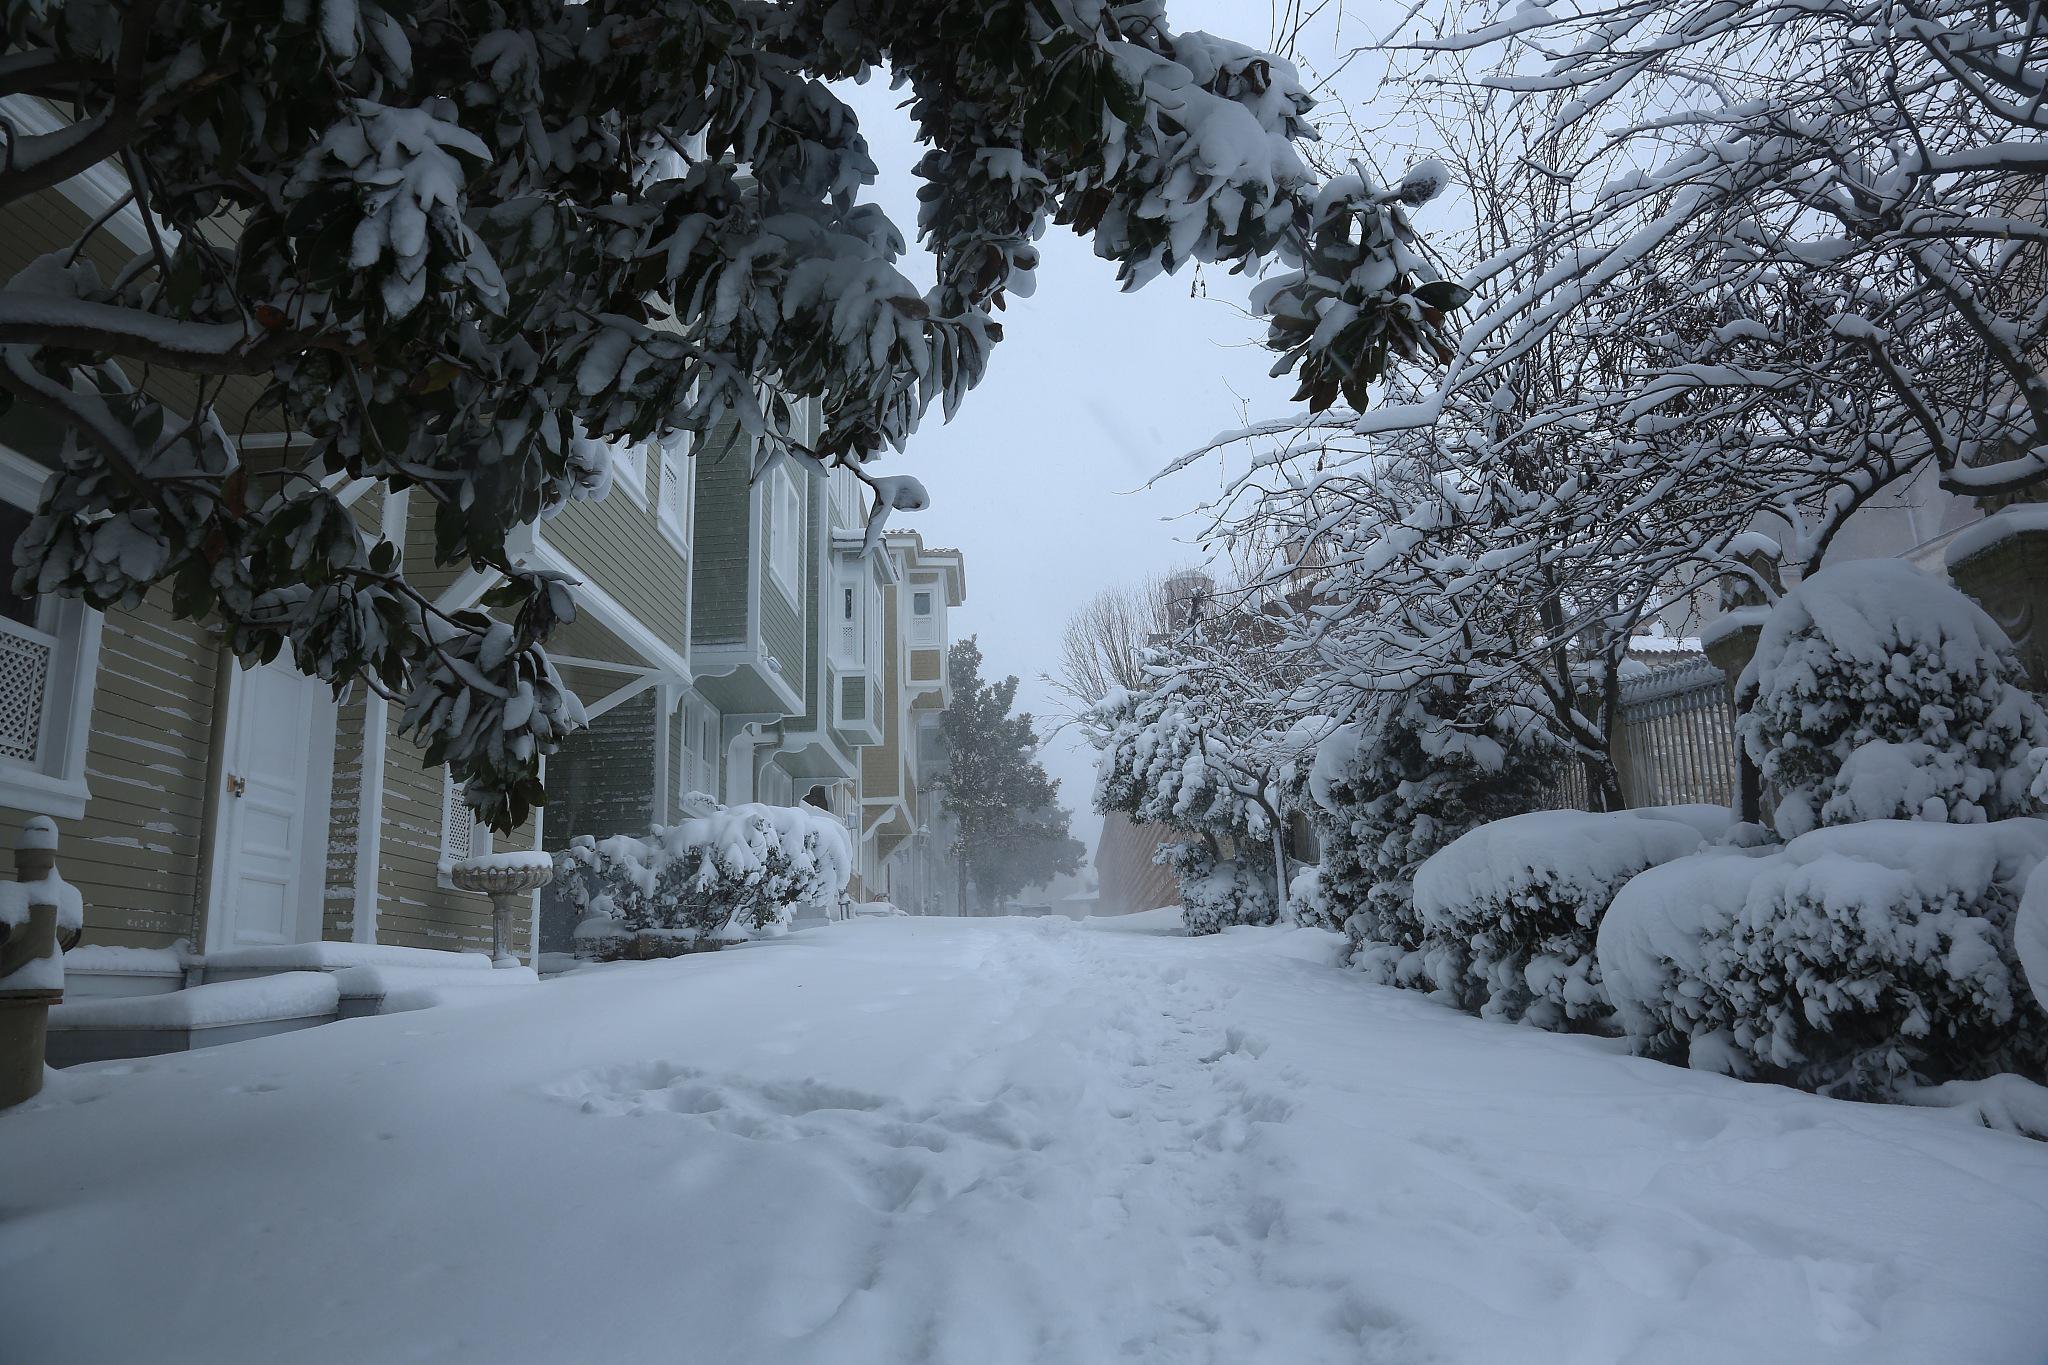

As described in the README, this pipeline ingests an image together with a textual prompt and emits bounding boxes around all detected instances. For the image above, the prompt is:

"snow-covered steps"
[61,944,195,999]
[45,972,340,1067]
[332,964,539,1019]
[202,941,495,984]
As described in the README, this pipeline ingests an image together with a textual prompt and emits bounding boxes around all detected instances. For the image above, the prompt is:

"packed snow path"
[5,916,2046,1364]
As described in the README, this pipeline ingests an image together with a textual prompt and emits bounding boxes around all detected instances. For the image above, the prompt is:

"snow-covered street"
[5,914,2046,1364]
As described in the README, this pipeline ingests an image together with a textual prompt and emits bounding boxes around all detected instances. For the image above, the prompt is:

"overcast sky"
[838,2,1401,860]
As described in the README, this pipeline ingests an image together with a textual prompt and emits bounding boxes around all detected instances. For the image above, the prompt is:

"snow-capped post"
[449,853,556,968]
[1946,502,2048,694]
[0,817,82,1108]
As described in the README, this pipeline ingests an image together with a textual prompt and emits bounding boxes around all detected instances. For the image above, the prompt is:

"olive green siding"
[692,418,752,645]
[402,499,470,605]
[540,453,689,656]
[0,190,270,434]
[53,591,223,949]
[793,490,825,731]
[368,709,537,955]
[860,590,902,800]
[760,482,806,694]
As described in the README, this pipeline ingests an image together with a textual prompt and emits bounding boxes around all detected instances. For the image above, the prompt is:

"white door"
[208,660,335,950]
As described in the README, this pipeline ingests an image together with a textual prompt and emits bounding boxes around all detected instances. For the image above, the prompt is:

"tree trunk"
[1269,818,1290,923]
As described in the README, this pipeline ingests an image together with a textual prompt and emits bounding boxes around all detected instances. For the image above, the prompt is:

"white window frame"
[656,431,693,553]
[437,768,492,886]
[766,464,802,596]
[607,437,649,508]
[0,444,101,821]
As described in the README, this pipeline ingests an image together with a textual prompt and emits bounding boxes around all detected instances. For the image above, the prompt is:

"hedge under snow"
[1599,819,2048,1096]
[556,803,851,948]
[1738,559,2048,837]
[1413,806,1731,1029]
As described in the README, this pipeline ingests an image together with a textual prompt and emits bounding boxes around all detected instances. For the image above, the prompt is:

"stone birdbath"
[450,853,556,967]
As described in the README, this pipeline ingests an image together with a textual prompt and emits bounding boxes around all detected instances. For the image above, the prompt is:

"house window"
[438,768,491,881]
[767,465,802,594]
[656,432,692,551]
[0,446,101,821]
[913,590,933,616]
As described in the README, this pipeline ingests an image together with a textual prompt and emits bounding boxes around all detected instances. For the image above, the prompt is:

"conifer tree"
[937,638,1079,911]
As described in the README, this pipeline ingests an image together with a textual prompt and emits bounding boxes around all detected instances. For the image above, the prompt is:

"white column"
[350,488,408,943]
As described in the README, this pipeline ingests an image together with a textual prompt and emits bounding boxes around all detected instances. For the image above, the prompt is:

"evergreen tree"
[937,638,1080,911]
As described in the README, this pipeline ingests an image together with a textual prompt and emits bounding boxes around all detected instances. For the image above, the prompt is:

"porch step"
[203,941,494,983]
[332,964,539,1019]
[46,972,340,1067]
[62,944,194,999]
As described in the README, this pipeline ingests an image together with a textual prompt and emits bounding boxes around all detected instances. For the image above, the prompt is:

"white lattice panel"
[0,618,54,765]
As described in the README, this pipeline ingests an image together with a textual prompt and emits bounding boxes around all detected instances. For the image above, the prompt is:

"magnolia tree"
[0,0,1459,828]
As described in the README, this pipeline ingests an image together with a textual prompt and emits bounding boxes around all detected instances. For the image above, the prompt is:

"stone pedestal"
[449,859,556,966]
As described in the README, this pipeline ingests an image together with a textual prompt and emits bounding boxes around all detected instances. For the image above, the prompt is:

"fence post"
[1948,507,2048,694]
[1703,612,1768,825]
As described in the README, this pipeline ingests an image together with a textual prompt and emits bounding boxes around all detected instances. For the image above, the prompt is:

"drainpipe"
[724,721,771,804]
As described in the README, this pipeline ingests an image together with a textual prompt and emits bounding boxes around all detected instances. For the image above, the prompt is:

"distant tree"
[1051,576,1171,709]
[938,638,1079,911]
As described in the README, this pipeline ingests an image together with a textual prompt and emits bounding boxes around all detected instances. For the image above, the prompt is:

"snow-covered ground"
[5,916,2045,1364]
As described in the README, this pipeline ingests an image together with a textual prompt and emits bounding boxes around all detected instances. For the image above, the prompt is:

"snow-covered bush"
[2021,863,2048,1016]
[1601,820,2048,1096]
[1309,684,1558,984]
[556,803,850,955]
[1740,560,2048,837]
[1168,842,1279,937]
[1288,862,1338,931]
[1414,808,1725,1029]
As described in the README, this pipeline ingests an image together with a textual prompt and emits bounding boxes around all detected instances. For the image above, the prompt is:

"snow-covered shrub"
[555,803,851,955]
[1288,862,1338,931]
[1414,808,1724,1028]
[1600,820,2048,1095]
[1168,842,1279,936]
[1309,684,1558,984]
[1739,560,2048,837]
